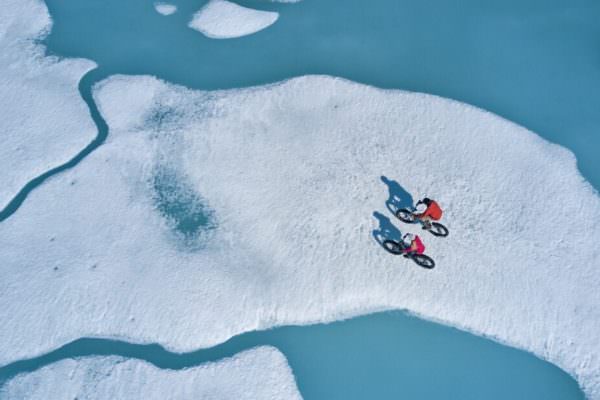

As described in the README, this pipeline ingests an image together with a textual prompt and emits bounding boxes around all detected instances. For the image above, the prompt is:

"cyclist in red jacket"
[415,197,443,230]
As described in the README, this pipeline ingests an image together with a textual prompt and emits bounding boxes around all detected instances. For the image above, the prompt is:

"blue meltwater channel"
[0,312,584,399]
[1,0,595,398]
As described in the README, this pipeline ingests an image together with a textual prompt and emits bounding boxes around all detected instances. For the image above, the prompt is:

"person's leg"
[421,216,432,229]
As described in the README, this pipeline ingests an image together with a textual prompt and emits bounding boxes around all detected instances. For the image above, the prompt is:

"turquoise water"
[44,0,600,188]
[0,312,584,399]
[0,0,595,397]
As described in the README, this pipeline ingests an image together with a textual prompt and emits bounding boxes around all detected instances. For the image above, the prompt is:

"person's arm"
[401,235,411,253]
[403,241,417,254]
[411,241,418,252]
[415,205,432,219]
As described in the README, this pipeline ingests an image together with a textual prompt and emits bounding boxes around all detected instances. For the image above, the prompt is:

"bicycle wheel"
[412,254,435,269]
[430,222,449,237]
[382,240,403,255]
[396,208,416,223]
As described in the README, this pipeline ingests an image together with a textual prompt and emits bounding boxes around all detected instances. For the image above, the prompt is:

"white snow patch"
[0,347,301,400]
[154,2,177,16]
[1,75,599,398]
[0,0,96,209]
[189,0,279,39]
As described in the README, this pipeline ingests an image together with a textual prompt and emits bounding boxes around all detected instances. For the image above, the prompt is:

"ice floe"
[0,347,300,399]
[0,74,599,398]
[154,2,177,16]
[0,0,96,210]
[189,0,279,39]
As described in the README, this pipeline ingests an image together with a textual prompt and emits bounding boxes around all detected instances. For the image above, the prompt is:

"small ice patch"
[0,347,301,400]
[154,2,177,16]
[189,0,279,39]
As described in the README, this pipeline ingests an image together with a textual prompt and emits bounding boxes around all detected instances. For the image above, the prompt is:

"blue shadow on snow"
[372,211,402,248]
[372,176,416,250]
[380,175,414,215]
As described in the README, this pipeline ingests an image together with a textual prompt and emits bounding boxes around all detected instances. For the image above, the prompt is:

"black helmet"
[422,197,432,205]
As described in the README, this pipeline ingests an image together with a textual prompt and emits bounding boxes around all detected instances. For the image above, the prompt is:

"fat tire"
[396,208,416,223]
[412,254,435,269]
[382,240,403,255]
[430,222,449,237]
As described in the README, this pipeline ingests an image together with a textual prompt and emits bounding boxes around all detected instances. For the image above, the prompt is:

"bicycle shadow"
[381,175,414,215]
[372,211,403,248]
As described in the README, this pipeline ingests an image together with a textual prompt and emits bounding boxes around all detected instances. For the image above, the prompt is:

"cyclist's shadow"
[372,211,403,247]
[381,175,414,215]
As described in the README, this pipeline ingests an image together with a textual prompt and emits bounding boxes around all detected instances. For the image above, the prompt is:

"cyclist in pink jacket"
[402,233,425,257]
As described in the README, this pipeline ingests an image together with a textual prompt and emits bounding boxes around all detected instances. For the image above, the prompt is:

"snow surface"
[154,2,177,16]
[1,75,599,398]
[189,0,279,39]
[0,0,96,210]
[1,347,300,399]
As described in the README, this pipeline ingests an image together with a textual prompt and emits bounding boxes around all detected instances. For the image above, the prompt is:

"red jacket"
[420,200,442,220]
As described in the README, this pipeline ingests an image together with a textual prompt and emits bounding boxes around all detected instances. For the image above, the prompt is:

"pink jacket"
[404,235,425,254]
